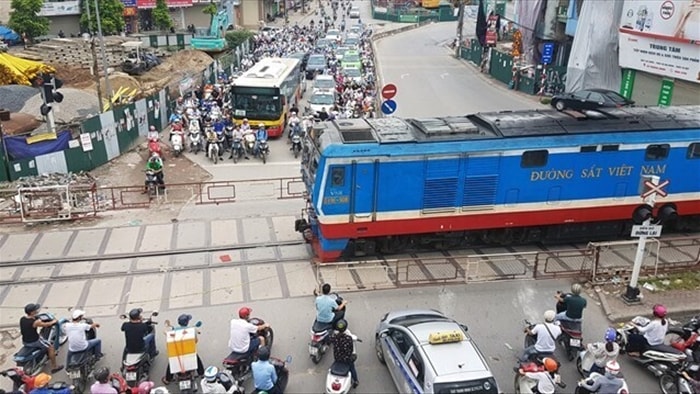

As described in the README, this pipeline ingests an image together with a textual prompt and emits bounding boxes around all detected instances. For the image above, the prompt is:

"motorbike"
[325,331,360,394]
[666,315,700,362]
[1,367,35,392]
[109,371,157,394]
[244,133,256,156]
[224,125,234,151]
[522,320,555,362]
[231,138,245,163]
[206,132,220,164]
[171,131,184,158]
[148,136,162,158]
[201,368,243,394]
[223,317,275,384]
[65,317,99,393]
[145,169,162,197]
[120,311,159,389]
[514,359,566,394]
[13,312,68,376]
[170,320,203,393]
[257,139,270,164]
[189,120,203,154]
[574,372,629,394]
[291,132,303,159]
[251,356,291,394]
[310,293,346,364]
[616,316,687,377]
[659,361,700,394]
[554,292,584,361]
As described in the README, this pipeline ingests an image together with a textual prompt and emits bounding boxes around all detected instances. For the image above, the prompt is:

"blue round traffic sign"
[381,99,397,115]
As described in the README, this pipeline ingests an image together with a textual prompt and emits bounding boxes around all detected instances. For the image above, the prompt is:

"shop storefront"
[38,0,81,36]
[135,0,193,31]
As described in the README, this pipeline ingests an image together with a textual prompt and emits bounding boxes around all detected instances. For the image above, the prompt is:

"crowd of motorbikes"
[513,287,700,394]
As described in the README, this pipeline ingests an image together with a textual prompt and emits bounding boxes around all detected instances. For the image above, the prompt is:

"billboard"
[136,0,193,8]
[618,0,700,83]
[38,0,81,16]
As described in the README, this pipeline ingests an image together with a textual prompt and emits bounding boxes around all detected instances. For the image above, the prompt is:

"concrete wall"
[0,0,11,25]
[47,15,81,36]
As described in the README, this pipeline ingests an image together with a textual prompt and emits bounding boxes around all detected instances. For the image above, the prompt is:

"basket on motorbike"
[166,328,198,375]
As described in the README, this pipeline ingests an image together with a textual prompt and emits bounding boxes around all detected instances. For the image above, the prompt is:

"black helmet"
[24,303,41,315]
[94,367,110,383]
[177,314,192,327]
[335,319,348,332]
[257,346,271,361]
[128,308,143,320]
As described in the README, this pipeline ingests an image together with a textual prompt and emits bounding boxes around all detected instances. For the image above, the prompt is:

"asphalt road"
[0,279,661,393]
[374,22,541,117]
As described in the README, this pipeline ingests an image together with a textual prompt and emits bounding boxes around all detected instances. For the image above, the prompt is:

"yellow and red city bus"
[230,57,302,137]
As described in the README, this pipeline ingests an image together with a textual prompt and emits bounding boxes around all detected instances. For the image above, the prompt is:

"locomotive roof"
[321,105,700,145]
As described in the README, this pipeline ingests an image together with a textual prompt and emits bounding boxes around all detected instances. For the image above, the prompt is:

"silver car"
[375,309,499,394]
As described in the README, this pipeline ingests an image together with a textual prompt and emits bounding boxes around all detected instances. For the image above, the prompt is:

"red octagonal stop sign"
[381,84,397,100]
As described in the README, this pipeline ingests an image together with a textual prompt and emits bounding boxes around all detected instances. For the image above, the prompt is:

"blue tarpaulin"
[0,26,21,44]
[4,130,71,160]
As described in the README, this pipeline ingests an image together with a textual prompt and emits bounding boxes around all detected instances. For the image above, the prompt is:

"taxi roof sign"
[428,330,464,345]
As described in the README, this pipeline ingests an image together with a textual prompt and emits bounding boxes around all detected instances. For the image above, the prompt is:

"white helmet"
[543,310,556,322]
[259,123,265,128]
[605,360,620,375]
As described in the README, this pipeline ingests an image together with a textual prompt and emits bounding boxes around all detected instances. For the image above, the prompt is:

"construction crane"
[191,0,234,52]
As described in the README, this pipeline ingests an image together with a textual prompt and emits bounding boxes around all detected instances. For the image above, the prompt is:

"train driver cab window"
[331,167,345,187]
[645,144,670,161]
[688,143,700,159]
[521,150,549,168]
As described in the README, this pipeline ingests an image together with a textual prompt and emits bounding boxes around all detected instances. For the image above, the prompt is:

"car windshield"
[605,91,629,104]
[233,94,281,120]
[310,93,335,105]
[316,39,331,48]
[327,29,341,37]
[344,53,360,62]
[344,37,359,46]
[344,68,361,77]
[308,56,326,66]
[314,78,335,89]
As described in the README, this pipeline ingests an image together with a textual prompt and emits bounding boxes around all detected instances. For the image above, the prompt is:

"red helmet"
[653,304,667,318]
[238,307,252,319]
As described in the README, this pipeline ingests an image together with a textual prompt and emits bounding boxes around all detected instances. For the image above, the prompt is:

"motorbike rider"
[28,373,71,394]
[584,328,620,375]
[228,307,270,358]
[288,112,301,138]
[520,310,561,362]
[240,118,251,133]
[144,153,165,191]
[229,126,249,160]
[200,366,238,394]
[90,367,117,394]
[330,319,359,388]
[251,346,281,394]
[555,283,587,322]
[161,314,205,385]
[64,309,103,362]
[626,304,668,357]
[315,283,347,327]
[576,360,625,394]
[254,124,268,157]
[148,125,159,141]
[120,308,158,359]
[20,303,63,373]
[205,123,218,159]
[516,357,559,394]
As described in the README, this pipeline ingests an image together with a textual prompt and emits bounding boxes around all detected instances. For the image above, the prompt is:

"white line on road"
[401,73,410,79]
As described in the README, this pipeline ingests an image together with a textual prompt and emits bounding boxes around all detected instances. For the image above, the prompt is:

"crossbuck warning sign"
[642,179,669,198]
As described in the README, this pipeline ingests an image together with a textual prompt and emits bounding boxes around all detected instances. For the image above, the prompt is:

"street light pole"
[94,0,114,111]
[455,0,465,57]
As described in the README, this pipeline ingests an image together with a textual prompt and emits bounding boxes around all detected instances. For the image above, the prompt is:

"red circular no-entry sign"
[381,84,397,100]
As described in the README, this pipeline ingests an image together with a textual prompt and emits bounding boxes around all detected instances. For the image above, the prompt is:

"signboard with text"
[38,0,81,16]
[136,0,193,8]
[618,0,700,84]
[121,0,137,6]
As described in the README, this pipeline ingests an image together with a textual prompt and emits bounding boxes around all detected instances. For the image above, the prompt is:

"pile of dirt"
[141,50,213,84]
[1,113,42,135]
[51,63,95,89]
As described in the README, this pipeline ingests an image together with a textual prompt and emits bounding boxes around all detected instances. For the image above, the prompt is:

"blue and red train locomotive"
[295,106,700,262]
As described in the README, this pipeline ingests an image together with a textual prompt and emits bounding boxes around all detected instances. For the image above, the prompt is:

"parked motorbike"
[231,138,245,163]
[574,372,629,394]
[659,361,700,394]
[616,316,687,377]
[65,317,99,393]
[514,359,566,394]
[13,312,67,376]
[310,293,346,364]
[120,311,159,389]
[222,317,275,383]
[325,331,360,394]
[171,131,184,157]
[170,320,203,393]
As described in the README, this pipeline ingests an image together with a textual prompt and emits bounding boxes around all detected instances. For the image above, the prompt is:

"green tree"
[8,0,49,39]
[202,1,218,20]
[153,0,173,31]
[80,0,125,36]
[225,30,254,49]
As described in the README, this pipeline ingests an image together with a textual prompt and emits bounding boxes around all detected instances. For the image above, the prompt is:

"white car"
[325,29,342,43]
[308,89,336,115]
[341,67,363,84]
[349,7,361,18]
[313,75,336,91]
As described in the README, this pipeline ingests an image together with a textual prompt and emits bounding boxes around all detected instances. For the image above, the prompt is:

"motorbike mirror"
[195,321,203,327]
[285,355,293,364]
[151,311,159,317]
[119,314,127,319]
[378,329,389,338]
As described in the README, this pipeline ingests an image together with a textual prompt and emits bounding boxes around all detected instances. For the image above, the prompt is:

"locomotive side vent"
[340,130,376,143]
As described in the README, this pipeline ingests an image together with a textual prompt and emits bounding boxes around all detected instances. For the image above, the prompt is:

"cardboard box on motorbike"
[166,328,198,373]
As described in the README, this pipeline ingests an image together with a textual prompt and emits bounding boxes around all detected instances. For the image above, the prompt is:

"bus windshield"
[232,92,282,120]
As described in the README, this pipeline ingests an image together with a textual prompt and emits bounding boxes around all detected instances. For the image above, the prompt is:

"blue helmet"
[605,327,616,342]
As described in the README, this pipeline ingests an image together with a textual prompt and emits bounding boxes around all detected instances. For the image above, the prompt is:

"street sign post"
[620,68,636,99]
[657,78,675,107]
[381,99,397,115]
[631,225,663,238]
[381,84,397,100]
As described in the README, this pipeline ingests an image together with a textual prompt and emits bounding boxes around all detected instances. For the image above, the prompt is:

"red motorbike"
[148,136,162,158]
[110,372,155,394]
[1,367,36,392]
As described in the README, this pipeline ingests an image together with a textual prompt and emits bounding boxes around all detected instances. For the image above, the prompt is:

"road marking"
[440,72,449,79]
[400,73,410,79]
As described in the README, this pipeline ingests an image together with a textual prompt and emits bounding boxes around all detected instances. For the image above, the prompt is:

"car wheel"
[375,337,385,364]
[554,100,566,111]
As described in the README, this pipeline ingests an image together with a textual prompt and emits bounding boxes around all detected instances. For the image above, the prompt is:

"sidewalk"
[595,283,700,322]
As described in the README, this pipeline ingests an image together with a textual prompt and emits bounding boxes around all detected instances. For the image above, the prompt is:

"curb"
[595,285,700,323]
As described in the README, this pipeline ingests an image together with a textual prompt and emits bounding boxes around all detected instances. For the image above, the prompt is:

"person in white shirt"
[64,309,102,361]
[626,304,668,356]
[229,307,270,357]
[520,310,562,362]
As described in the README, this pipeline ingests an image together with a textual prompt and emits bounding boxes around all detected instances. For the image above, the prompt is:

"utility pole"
[94,0,114,111]
[455,0,465,57]
[91,38,104,112]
